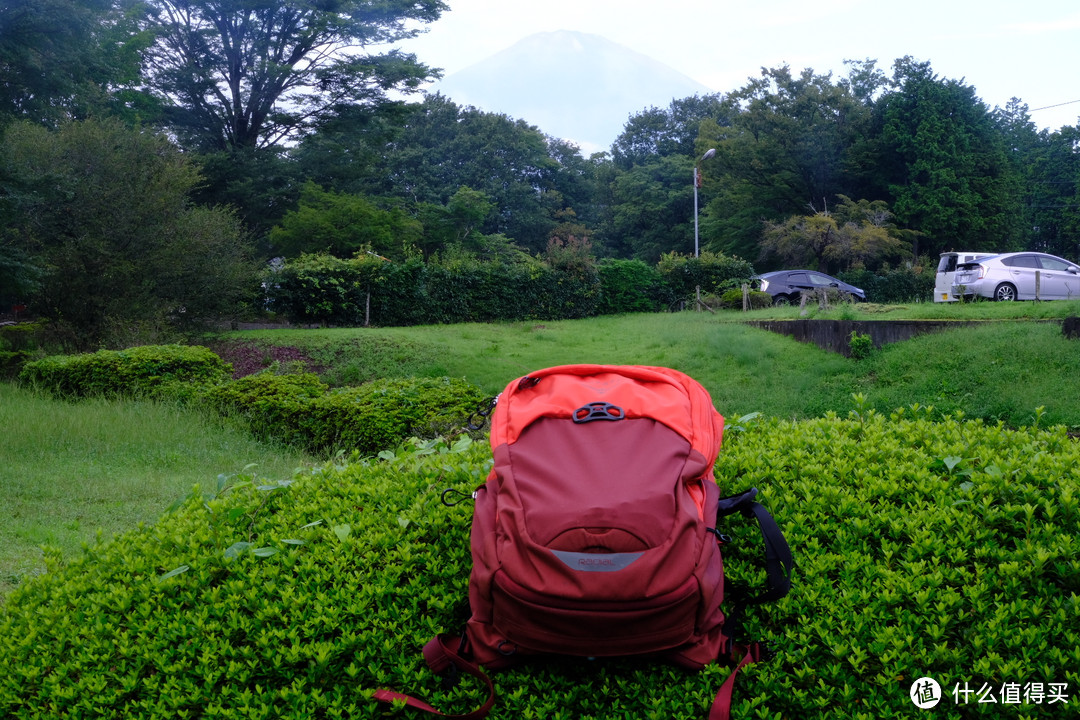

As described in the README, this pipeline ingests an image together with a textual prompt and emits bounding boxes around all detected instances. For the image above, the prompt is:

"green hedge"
[17,344,232,399]
[596,258,674,314]
[265,251,756,326]
[718,288,773,310]
[19,345,487,458]
[657,251,757,304]
[202,372,331,448]
[266,254,604,327]
[837,266,934,303]
[2,413,1076,718]
[203,372,487,457]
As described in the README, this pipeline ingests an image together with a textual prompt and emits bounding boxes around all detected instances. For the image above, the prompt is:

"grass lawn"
[0,383,313,596]
[211,305,1080,428]
[6,302,1080,597]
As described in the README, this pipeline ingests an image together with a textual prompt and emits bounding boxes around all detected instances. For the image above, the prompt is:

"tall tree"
[609,155,695,262]
[0,0,150,127]
[138,0,446,150]
[611,93,732,170]
[876,57,1023,256]
[269,181,422,259]
[297,94,573,252]
[698,65,872,260]
[996,99,1080,259]
[1,118,256,347]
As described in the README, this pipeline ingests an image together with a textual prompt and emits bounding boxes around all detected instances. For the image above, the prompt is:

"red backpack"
[376,365,792,719]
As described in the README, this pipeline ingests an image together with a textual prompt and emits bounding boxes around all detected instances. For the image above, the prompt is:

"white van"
[934,251,998,302]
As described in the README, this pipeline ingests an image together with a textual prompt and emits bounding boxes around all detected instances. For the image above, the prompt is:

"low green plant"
[848,330,874,359]
[1,416,1076,718]
[300,376,488,455]
[18,344,232,399]
[204,371,486,457]
[203,371,330,447]
[718,287,773,310]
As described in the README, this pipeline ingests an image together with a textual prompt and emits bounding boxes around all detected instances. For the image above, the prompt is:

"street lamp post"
[694,148,716,309]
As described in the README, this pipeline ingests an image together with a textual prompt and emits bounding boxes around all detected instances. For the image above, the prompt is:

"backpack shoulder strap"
[717,487,793,605]
[708,488,793,719]
[373,635,495,719]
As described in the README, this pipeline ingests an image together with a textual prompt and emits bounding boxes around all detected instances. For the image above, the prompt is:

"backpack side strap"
[708,642,766,720]
[373,635,496,719]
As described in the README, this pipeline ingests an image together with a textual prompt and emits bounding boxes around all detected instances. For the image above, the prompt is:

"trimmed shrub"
[203,372,486,457]
[300,377,487,455]
[657,251,756,303]
[202,371,330,447]
[1,414,1076,718]
[596,258,674,314]
[18,344,232,399]
[718,287,773,310]
[265,253,608,327]
[838,266,934,303]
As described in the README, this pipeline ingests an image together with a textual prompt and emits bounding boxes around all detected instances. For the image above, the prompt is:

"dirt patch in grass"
[202,340,324,378]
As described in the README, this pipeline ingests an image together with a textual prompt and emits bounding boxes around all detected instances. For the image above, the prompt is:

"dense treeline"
[1,0,1079,346]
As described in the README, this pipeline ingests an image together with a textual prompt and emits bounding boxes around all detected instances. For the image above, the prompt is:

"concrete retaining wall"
[742,319,1052,357]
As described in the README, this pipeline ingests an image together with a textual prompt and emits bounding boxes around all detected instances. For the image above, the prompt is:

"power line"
[1030,99,1080,112]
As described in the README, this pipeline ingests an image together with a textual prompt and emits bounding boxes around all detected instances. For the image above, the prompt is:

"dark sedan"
[754,270,866,305]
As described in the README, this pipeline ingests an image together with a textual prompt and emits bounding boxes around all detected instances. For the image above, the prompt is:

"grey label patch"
[551,550,644,572]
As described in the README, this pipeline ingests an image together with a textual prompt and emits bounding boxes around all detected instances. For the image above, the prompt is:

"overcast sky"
[396,0,1080,132]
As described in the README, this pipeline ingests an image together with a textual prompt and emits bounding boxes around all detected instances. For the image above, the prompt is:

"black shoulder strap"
[717,487,794,607]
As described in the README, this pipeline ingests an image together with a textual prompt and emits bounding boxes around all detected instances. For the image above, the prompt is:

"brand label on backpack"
[551,550,644,572]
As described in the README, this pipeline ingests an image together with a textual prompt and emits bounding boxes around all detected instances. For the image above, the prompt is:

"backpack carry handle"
[572,401,625,423]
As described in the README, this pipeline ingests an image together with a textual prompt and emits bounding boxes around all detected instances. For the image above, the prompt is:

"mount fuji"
[429,30,713,155]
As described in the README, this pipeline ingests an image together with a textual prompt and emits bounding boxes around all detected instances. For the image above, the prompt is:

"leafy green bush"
[596,258,674,314]
[718,287,773,310]
[300,377,487,455]
[657,251,757,303]
[266,252,607,326]
[202,371,330,447]
[838,265,934,303]
[204,372,486,457]
[2,414,1075,718]
[18,344,232,399]
[848,330,874,359]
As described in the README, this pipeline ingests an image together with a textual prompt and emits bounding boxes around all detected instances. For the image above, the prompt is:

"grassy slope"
[7,304,1080,594]
[0,384,312,595]
[221,308,1080,428]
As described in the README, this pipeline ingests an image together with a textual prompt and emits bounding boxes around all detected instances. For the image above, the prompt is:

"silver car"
[952,252,1080,301]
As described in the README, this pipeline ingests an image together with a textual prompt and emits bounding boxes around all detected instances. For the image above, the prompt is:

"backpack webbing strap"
[708,643,764,720]
[717,488,793,605]
[373,635,496,719]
